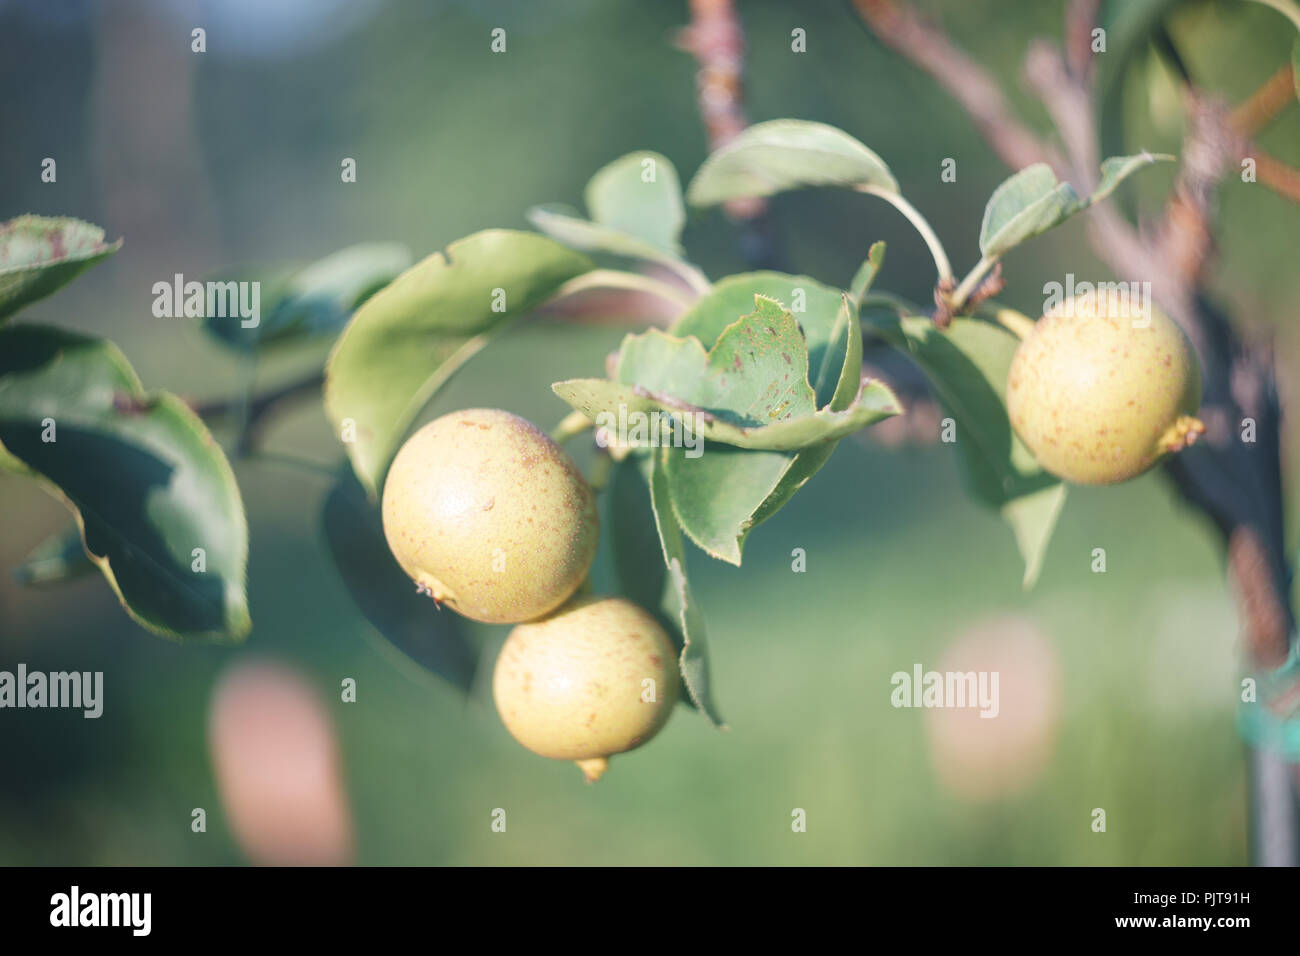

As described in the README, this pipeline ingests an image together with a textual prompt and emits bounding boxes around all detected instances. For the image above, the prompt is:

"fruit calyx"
[575,757,610,783]
[1156,414,1207,454]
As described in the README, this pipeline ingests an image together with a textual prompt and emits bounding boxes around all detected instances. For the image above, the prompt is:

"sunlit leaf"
[978,155,1173,259]
[324,230,592,495]
[869,314,1064,587]
[686,119,898,206]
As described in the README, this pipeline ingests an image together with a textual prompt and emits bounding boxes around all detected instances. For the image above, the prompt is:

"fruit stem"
[858,185,953,284]
[1157,415,1207,454]
[994,307,1037,341]
[550,410,593,445]
[575,757,609,783]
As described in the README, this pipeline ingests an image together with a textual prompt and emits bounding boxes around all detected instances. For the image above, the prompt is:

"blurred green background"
[1,0,1297,865]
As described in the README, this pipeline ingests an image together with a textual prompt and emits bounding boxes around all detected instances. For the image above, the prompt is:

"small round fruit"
[382,408,598,624]
[1006,290,1205,485]
[493,595,680,782]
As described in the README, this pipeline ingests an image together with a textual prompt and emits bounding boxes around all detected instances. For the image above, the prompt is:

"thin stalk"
[231,355,260,457]
[859,185,953,284]
[587,449,614,492]
[550,409,593,445]
[950,254,998,312]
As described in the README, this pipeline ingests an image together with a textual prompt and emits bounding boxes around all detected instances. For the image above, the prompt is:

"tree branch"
[849,0,1066,173]
[678,0,781,267]
[189,369,325,456]
[1231,61,1297,137]
[1251,148,1300,203]
[854,0,1297,863]
[1064,0,1102,83]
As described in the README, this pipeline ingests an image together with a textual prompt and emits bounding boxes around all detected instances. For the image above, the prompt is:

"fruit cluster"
[378,292,1209,783]
[382,408,677,781]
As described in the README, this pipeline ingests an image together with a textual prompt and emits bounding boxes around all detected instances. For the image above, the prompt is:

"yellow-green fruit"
[1006,291,1205,485]
[493,595,680,782]
[381,408,598,624]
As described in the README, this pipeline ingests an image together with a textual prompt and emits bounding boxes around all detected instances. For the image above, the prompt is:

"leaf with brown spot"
[0,216,121,322]
[553,295,899,452]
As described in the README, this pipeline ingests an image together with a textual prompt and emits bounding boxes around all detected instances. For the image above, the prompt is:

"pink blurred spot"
[208,659,354,865]
[924,615,1062,803]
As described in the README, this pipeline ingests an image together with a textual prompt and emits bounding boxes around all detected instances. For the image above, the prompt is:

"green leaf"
[657,294,876,562]
[658,296,821,422]
[13,524,94,586]
[1003,483,1068,590]
[552,347,898,452]
[1098,0,1189,87]
[1096,0,1186,207]
[686,119,898,206]
[607,455,710,715]
[648,448,725,727]
[525,151,700,290]
[673,271,844,401]
[560,276,893,564]
[870,316,1043,499]
[607,457,668,614]
[978,154,1173,258]
[203,242,412,353]
[1091,152,1176,205]
[526,205,682,267]
[585,151,685,254]
[848,240,887,307]
[324,230,593,496]
[0,325,250,640]
[552,373,897,455]
[1100,0,1187,56]
[668,292,874,565]
[869,315,1063,586]
[979,165,1081,259]
[639,287,883,564]
[736,292,865,538]
[0,216,121,322]
[821,293,865,414]
[663,445,805,563]
[553,290,899,452]
[321,468,478,692]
